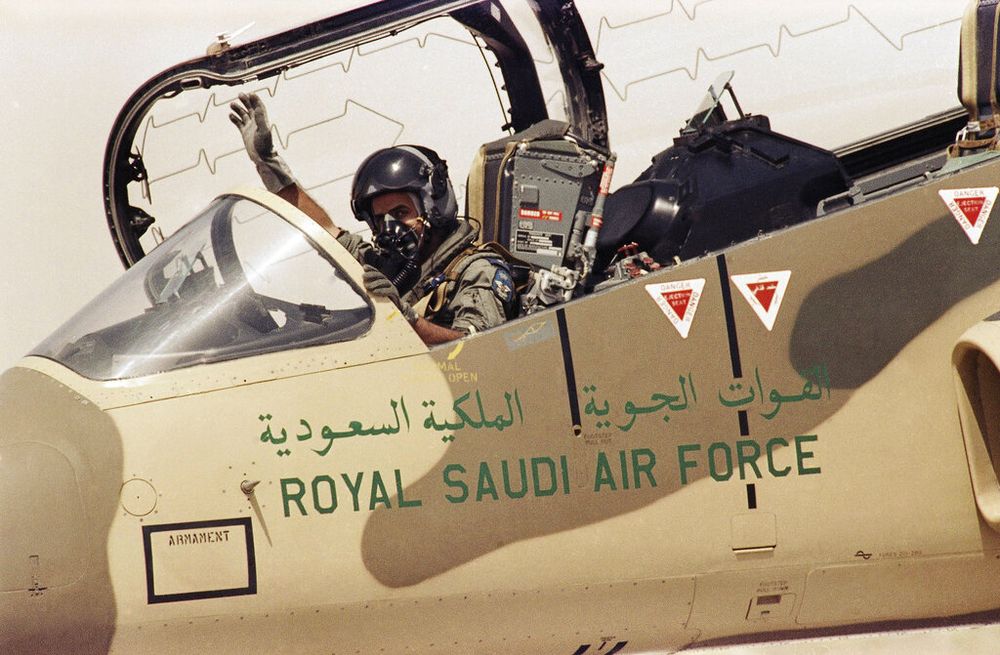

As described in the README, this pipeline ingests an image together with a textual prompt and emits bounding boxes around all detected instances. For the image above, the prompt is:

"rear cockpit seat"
[952,0,1000,157]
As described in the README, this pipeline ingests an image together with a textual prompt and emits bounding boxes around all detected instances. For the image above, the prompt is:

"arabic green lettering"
[474,390,491,428]
[378,401,402,436]
[761,388,783,420]
[514,389,524,423]
[258,413,287,444]
[754,368,765,406]
[615,402,638,432]
[400,397,410,430]
[688,373,697,403]
[498,392,516,431]
[424,408,447,431]
[452,392,480,429]
[296,419,312,441]
[423,398,465,431]
[644,393,674,414]
[491,410,509,432]
[800,378,818,400]
[312,426,335,456]
[718,383,755,408]
[800,364,831,400]
[668,377,688,411]
[585,396,598,416]
[259,420,274,444]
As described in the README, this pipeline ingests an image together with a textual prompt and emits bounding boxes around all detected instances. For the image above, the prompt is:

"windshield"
[33,195,371,379]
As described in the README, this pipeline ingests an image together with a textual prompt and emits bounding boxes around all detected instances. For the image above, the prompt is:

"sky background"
[0,0,966,371]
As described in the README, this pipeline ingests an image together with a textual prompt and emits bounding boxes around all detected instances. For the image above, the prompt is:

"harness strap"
[425,241,528,316]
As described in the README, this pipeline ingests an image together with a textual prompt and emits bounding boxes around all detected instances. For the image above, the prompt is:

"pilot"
[229,92,517,345]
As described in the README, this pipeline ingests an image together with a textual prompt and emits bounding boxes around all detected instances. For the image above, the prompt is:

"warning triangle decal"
[731,270,791,331]
[645,279,705,338]
[665,289,693,320]
[939,187,998,244]
[747,282,777,312]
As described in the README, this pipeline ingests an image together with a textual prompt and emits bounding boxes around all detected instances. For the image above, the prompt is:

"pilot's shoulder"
[452,253,515,305]
[454,251,511,282]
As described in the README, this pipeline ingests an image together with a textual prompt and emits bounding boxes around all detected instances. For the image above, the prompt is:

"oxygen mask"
[371,216,424,293]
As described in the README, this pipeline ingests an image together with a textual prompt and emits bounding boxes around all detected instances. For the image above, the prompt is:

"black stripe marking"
[738,410,750,436]
[716,254,742,378]
[747,483,758,510]
[556,308,582,436]
[606,642,629,655]
[571,647,590,655]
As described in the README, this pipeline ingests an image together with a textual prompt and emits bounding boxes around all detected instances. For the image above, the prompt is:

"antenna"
[206,22,255,56]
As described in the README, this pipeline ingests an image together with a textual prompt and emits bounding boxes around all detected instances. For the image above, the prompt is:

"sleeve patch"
[491,267,515,304]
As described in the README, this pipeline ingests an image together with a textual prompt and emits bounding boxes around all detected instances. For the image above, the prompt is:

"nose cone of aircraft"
[0,365,122,654]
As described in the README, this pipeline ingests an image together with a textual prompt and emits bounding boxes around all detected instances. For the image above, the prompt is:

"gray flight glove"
[228,92,296,193]
[362,264,418,324]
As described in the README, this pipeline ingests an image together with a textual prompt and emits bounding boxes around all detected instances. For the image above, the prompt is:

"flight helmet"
[350,145,458,232]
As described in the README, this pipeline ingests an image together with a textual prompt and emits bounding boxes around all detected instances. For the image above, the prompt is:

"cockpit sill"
[36,112,1000,412]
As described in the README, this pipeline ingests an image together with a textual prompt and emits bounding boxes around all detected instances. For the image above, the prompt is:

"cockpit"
[34,194,371,379]
[95,0,984,370]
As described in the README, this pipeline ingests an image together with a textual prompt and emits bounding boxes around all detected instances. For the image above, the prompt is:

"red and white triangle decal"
[938,187,998,244]
[731,270,791,331]
[645,279,705,338]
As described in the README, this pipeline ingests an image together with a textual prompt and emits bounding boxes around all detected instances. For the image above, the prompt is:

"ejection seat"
[951,0,1000,157]
[594,73,852,274]
[465,119,612,312]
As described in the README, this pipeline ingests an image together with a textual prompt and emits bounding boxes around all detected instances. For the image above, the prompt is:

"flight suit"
[337,220,517,334]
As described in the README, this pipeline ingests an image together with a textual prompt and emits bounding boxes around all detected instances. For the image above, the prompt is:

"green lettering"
[395,469,422,508]
[280,477,307,517]
[443,464,468,503]
[766,438,790,477]
[795,435,821,475]
[678,444,700,485]
[532,457,557,496]
[560,455,571,495]
[736,440,762,480]
[501,459,528,499]
[708,442,733,481]
[594,451,617,492]
[618,450,631,490]
[476,462,499,501]
[341,472,364,511]
[311,475,338,514]
[632,448,657,488]
[369,471,391,510]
